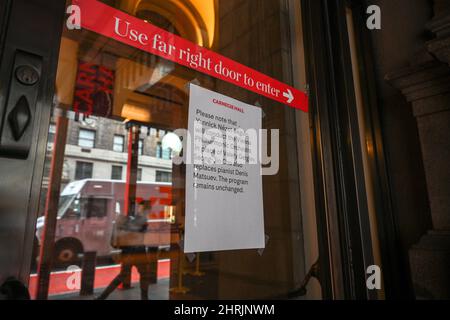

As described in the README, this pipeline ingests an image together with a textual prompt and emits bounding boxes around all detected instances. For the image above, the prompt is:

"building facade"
[48,117,172,185]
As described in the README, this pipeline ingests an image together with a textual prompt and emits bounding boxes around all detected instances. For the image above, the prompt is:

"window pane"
[78,129,95,148]
[156,170,172,182]
[32,0,306,302]
[111,165,122,180]
[79,130,94,139]
[75,162,93,180]
[138,139,144,155]
[83,198,108,218]
[113,135,124,152]
[156,143,162,158]
[162,147,171,160]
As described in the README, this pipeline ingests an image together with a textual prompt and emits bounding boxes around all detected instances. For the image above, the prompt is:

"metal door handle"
[288,259,320,298]
[0,50,42,159]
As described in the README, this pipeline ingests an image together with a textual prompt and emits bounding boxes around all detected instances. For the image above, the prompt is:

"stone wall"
[367,0,434,297]
[387,0,450,299]
[66,117,162,158]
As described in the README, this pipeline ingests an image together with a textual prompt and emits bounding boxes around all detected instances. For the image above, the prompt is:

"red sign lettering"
[73,60,114,117]
[72,0,308,112]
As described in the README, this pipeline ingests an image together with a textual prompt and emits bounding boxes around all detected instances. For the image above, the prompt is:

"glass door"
[2,0,311,300]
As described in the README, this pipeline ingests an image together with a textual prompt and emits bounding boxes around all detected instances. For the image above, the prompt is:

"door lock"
[15,65,40,86]
[0,51,42,159]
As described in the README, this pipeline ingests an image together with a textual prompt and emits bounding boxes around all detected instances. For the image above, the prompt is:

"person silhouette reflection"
[96,200,154,300]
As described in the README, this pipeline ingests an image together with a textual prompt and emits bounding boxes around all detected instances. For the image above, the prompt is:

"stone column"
[386,1,450,299]
[427,2,450,66]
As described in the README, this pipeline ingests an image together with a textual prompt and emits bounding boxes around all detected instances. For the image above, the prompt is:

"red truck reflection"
[35,179,175,265]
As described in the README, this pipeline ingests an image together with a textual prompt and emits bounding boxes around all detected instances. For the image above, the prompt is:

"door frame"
[301,0,410,299]
[345,0,412,299]
[301,0,378,299]
[0,0,65,287]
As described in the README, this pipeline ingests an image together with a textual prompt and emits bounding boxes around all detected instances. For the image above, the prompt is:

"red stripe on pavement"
[28,260,170,298]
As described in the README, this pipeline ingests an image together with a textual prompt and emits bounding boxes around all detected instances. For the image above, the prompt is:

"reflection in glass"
[31,0,305,301]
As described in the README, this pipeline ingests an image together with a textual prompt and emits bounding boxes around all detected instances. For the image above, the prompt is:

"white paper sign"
[184,84,265,253]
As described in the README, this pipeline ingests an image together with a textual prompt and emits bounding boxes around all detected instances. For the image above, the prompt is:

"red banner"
[72,0,308,112]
